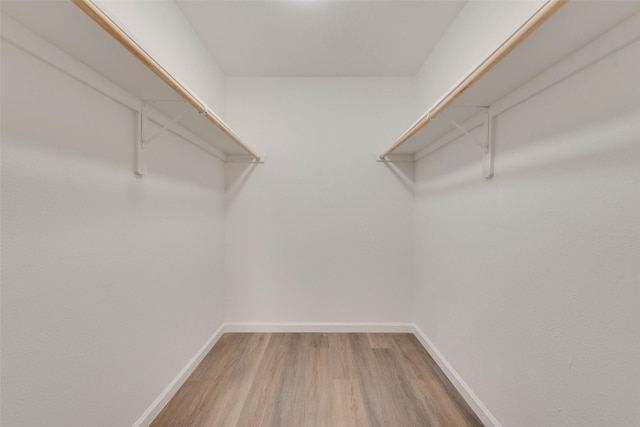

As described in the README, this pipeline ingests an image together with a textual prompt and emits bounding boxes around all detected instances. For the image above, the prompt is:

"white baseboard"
[132,323,226,427]
[223,322,415,333]
[411,324,501,427]
[133,322,497,427]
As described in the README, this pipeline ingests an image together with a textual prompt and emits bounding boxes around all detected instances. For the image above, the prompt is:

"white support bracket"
[375,154,415,163]
[225,155,267,164]
[441,107,493,179]
[135,100,193,176]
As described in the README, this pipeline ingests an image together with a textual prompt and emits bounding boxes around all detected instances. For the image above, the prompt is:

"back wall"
[224,77,416,324]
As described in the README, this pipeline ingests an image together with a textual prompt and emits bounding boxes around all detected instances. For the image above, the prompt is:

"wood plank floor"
[151,333,484,427]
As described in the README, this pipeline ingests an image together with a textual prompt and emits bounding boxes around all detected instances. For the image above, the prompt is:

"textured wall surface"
[1,39,226,427]
[414,39,640,427]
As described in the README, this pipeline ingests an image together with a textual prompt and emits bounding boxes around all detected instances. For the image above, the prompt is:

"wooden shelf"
[1,0,260,161]
[380,0,566,159]
[4,0,637,166]
[383,0,640,159]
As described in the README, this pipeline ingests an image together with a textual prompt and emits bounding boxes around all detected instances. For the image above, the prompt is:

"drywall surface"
[415,0,545,113]
[224,77,416,323]
[1,37,226,426]
[413,39,640,426]
[95,0,226,117]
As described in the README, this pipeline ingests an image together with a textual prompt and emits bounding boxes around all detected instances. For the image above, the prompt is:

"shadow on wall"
[225,161,259,204]
[414,110,640,198]
[381,157,415,196]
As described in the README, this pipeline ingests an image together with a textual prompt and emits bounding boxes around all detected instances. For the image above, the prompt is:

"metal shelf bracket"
[441,107,493,179]
[225,155,267,164]
[375,154,414,163]
[135,100,192,176]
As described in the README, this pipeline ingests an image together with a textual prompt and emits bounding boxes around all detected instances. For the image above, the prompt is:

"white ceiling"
[177,0,466,77]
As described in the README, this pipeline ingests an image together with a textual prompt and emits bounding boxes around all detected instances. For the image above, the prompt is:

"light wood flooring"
[151,333,484,427]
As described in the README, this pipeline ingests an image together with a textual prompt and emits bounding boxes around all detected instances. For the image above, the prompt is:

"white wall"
[224,78,416,323]
[416,0,545,113]
[95,0,226,117]
[1,34,226,427]
[413,38,640,427]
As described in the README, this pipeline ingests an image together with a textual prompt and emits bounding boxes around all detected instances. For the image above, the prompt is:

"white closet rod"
[379,0,567,160]
[72,0,261,161]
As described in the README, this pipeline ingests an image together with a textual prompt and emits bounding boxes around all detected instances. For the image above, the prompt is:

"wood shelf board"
[4,0,639,159]
[392,1,640,155]
[2,0,250,156]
